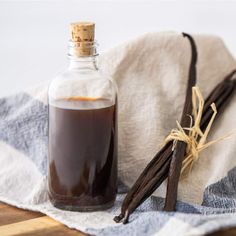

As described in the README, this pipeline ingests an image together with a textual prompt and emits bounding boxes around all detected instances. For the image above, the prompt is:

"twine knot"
[164,86,231,178]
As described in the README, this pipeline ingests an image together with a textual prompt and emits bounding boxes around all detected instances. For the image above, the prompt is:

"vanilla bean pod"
[123,160,170,224]
[115,76,236,223]
[164,33,198,211]
[114,33,196,223]
[201,76,236,130]
[203,70,236,112]
[114,142,172,223]
[114,38,236,223]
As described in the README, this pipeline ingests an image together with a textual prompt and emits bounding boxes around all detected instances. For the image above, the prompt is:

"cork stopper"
[70,22,95,56]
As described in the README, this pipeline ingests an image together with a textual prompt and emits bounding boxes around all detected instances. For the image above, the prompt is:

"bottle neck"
[68,56,98,70]
[68,40,98,70]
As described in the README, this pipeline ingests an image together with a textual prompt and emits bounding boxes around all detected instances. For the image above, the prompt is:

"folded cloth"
[0,32,236,236]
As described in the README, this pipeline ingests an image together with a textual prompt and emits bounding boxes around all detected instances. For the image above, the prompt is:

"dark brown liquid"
[48,103,117,211]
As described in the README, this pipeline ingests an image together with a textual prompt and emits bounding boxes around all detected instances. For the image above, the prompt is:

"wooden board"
[0,202,86,236]
[1,201,236,235]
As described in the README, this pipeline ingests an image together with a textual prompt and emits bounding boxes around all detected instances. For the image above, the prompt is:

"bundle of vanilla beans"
[114,33,236,224]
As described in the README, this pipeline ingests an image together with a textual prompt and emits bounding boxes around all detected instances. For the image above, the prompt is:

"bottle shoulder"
[48,68,117,109]
[50,68,115,85]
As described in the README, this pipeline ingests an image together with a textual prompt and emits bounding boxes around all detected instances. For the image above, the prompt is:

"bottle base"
[50,198,115,212]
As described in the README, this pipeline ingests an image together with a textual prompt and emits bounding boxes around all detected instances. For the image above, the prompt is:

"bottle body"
[48,57,118,211]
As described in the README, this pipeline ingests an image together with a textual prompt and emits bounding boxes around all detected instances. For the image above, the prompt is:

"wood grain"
[0,203,43,226]
[0,202,85,236]
[0,216,60,236]
[207,228,236,236]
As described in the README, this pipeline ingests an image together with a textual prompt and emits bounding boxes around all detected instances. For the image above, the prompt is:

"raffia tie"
[164,86,231,178]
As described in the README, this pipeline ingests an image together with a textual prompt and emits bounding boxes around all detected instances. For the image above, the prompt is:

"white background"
[0,0,236,96]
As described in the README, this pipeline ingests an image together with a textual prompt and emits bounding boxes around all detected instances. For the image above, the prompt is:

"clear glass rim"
[68,40,99,58]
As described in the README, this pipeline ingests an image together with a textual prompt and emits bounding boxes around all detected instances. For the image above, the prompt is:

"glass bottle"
[48,22,117,211]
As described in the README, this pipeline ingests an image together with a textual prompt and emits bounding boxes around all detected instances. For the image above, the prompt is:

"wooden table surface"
[0,202,86,236]
[1,201,236,236]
